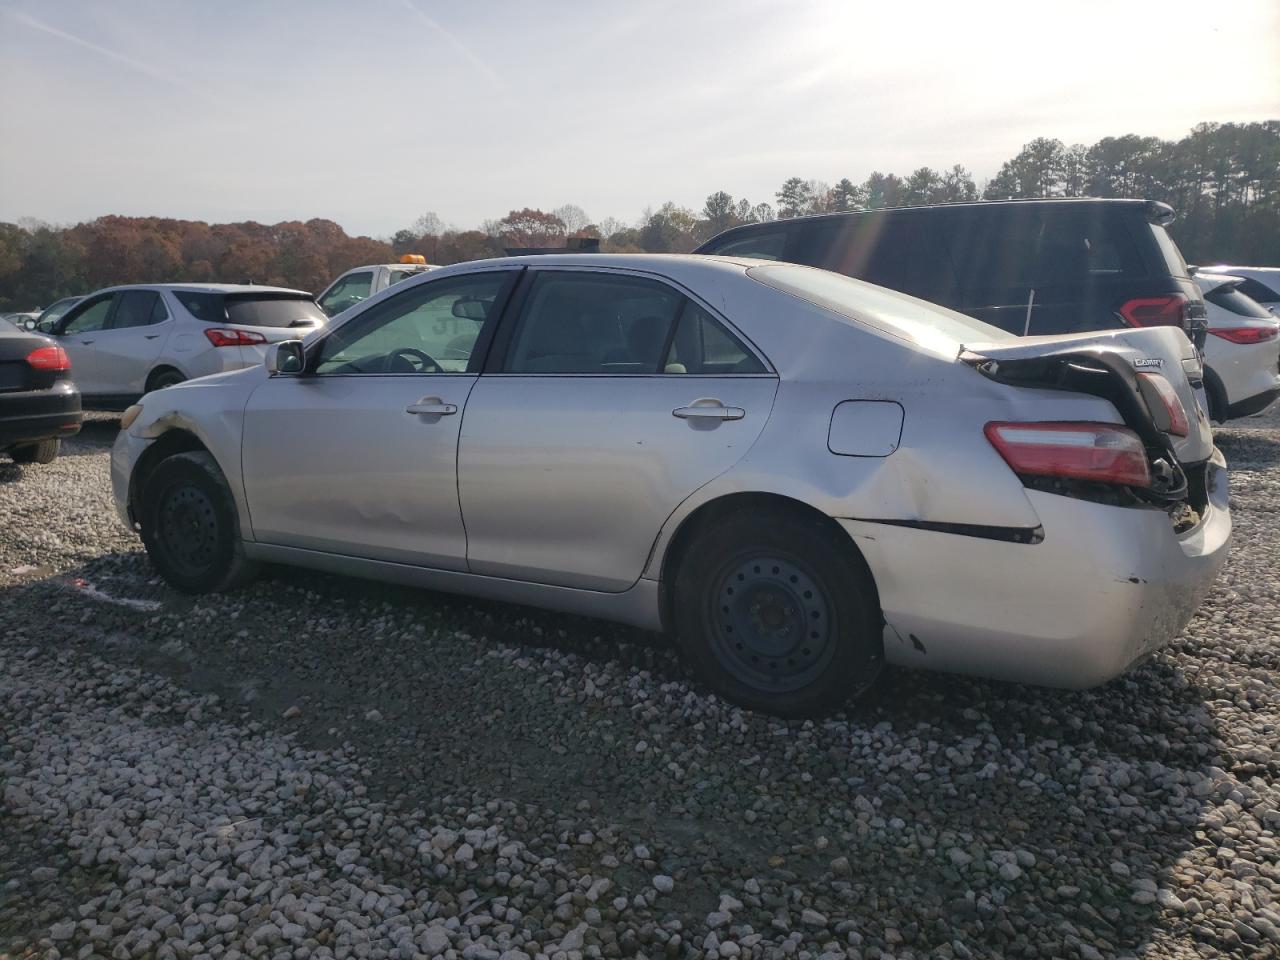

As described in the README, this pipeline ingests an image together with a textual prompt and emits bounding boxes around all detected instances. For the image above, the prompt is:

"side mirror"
[21,318,37,331]
[266,340,306,375]
[36,319,57,334]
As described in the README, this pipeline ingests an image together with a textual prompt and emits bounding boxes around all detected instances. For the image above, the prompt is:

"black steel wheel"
[674,509,882,717]
[140,451,259,593]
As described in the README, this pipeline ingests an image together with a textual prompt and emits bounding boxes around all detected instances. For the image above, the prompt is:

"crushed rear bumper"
[838,449,1231,688]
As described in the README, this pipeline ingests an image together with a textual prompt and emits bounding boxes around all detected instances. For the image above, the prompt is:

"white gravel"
[2,409,1279,959]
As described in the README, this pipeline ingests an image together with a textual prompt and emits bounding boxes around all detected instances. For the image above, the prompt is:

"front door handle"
[144,334,161,340]
[406,397,457,416]
[673,398,745,421]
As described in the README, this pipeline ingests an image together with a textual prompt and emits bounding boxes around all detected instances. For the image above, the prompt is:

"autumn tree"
[495,208,566,248]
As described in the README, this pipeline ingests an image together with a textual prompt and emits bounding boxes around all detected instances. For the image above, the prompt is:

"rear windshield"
[1148,223,1191,279]
[1207,284,1274,319]
[175,292,325,328]
[747,262,1014,352]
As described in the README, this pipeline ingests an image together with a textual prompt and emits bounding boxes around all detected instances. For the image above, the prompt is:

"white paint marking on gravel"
[64,576,163,612]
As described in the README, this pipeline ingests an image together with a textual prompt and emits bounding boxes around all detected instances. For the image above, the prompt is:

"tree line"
[1,120,1274,311]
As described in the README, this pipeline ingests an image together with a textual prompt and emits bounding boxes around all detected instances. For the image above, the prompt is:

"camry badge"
[1133,358,1164,368]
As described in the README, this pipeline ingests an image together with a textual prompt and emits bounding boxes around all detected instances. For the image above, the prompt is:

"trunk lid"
[961,326,1212,515]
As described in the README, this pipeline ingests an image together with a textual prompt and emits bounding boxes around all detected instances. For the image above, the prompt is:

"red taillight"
[985,421,1151,489]
[1135,372,1190,437]
[1208,326,1279,345]
[1118,294,1189,329]
[204,328,268,347]
[26,345,71,371]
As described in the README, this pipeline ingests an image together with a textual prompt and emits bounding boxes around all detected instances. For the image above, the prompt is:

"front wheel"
[140,451,259,593]
[673,511,883,717]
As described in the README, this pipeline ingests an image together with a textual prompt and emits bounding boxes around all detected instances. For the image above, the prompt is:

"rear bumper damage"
[838,448,1230,688]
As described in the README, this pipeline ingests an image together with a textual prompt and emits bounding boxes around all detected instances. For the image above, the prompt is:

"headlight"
[120,404,144,430]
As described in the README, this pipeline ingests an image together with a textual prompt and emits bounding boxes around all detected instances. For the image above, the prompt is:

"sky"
[1,0,1277,238]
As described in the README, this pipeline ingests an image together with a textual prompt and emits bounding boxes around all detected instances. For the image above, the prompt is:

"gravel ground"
[2,409,1278,960]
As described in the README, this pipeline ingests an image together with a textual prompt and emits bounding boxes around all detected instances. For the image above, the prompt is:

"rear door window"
[110,290,165,328]
[707,231,789,261]
[664,301,765,374]
[504,272,685,374]
[950,207,1145,303]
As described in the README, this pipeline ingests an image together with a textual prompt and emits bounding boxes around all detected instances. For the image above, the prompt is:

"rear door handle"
[406,397,457,416]
[80,339,95,345]
[673,399,745,421]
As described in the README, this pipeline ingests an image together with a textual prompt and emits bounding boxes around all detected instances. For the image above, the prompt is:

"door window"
[709,231,788,261]
[61,295,114,334]
[664,302,765,374]
[315,272,510,374]
[110,290,166,328]
[319,271,374,316]
[505,272,684,374]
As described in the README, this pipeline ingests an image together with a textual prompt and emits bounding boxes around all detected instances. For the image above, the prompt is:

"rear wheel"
[148,368,186,391]
[673,511,882,717]
[9,439,59,464]
[140,451,259,593]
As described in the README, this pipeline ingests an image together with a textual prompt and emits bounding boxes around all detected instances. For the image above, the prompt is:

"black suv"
[695,199,1208,349]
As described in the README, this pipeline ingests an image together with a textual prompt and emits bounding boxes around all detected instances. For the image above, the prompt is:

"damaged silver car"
[112,255,1230,716]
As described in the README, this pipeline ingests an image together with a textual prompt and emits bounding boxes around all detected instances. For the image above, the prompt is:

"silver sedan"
[111,255,1230,716]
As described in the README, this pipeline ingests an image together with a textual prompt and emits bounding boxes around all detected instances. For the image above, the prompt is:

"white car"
[1195,272,1280,422]
[49,284,326,408]
[1199,266,1280,314]
[317,256,437,317]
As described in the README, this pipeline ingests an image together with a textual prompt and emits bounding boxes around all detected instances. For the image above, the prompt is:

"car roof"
[91,283,312,296]
[701,198,1173,245]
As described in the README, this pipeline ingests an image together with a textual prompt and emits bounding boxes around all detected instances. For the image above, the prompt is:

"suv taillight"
[1118,294,1189,330]
[1208,326,1279,345]
[985,421,1151,489]
[204,328,267,347]
[26,345,71,371]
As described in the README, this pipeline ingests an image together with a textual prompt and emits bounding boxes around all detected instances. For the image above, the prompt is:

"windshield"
[175,291,325,328]
[36,297,81,325]
[746,262,1015,352]
[1207,284,1274,320]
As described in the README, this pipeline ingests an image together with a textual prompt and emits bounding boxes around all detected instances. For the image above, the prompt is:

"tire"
[139,451,259,593]
[673,511,883,718]
[148,369,186,391]
[10,439,60,464]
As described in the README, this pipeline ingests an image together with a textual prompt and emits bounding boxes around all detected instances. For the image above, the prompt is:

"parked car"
[1199,266,1280,313]
[1,317,82,464]
[112,255,1228,716]
[695,198,1209,351]
[30,295,84,333]
[3,310,42,327]
[317,255,437,317]
[1195,272,1280,421]
[48,284,326,409]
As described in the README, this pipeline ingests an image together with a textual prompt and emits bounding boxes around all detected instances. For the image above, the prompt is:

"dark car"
[695,199,1208,350]
[0,318,82,464]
